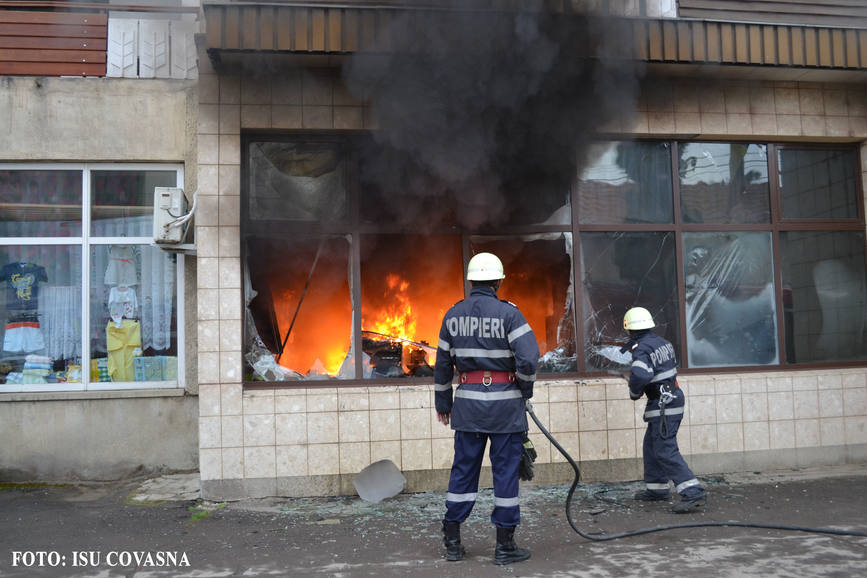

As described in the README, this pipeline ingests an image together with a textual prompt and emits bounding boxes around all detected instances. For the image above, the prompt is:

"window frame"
[0,162,186,392]
[241,134,867,389]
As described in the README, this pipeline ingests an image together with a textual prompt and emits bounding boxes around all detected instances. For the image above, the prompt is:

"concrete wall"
[0,391,198,481]
[0,76,200,481]
[195,60,867,500]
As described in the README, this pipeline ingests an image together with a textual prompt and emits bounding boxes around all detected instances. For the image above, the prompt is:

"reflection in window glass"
[0,170,82,237]
[0,245,82,388]
[781,231,867,363]
[245,235,353,381]
[89,245,177,382]
[580,232,679,371]
[361,235,463,379]
[91,170,177,237]
[577,141,673,224]
[778,149,858,219]
[248,142,347,222]
[683,232,778,367]
[471,235,575,372]
[678,143,770,224]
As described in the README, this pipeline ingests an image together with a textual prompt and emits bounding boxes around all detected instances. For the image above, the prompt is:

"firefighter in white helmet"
[623,307,707,513]
[435,252,539,565]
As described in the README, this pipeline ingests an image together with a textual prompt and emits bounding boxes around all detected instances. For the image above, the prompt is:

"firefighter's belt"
[460,371,515,385]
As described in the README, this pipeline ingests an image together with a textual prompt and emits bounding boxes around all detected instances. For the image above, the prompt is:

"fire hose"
[524,401,867,540]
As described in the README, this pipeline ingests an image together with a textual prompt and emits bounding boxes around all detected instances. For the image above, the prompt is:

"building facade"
[0,1,200,480]
[1,1,866,498]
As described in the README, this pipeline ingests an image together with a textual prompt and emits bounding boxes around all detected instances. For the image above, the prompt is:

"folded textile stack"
[5,372,23,384]
[91,358,111,382]
[23,354,53,384]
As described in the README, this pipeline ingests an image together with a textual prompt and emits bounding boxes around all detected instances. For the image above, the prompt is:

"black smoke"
[343,4,643,231]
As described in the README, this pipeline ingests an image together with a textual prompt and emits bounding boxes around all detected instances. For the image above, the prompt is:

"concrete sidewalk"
[1,464,866,577]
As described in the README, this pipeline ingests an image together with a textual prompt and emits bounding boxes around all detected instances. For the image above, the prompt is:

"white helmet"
[623,307,655,330]
[466,252,505,281]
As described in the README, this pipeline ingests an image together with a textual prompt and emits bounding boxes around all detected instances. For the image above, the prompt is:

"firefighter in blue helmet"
[623,307,707,513]
[435,252,539,565]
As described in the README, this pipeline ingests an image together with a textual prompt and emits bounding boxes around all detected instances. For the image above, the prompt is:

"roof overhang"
[202,2,867,83]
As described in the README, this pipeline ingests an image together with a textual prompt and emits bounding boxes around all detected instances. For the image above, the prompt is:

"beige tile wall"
[196,66,867,487]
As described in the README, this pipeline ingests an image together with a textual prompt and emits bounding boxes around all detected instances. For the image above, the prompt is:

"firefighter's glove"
[519,432,537,481]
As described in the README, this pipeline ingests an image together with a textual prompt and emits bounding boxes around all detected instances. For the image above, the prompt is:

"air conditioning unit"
[153,187,197,254]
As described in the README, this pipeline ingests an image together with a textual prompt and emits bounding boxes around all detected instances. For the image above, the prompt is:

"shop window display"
[0,245,82,387]
[0,164,183,391]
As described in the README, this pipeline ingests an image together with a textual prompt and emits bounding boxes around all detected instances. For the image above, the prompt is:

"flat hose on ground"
[525,403,867,540]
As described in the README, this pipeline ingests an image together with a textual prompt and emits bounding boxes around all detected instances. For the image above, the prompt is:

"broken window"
[470,235,576,373]
[683,232,778,367]
[245,235,353,380]
[360,234,463,379]
[580,232,679,371]
[242,137,866,383]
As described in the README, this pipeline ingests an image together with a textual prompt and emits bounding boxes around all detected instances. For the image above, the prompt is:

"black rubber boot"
[442,521,465,561]
[493,526,530,565]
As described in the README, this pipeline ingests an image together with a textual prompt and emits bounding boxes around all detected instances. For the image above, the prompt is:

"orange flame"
[367,273,418,342]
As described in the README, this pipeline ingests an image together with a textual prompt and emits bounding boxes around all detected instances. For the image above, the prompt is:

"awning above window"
[203,2,867,83]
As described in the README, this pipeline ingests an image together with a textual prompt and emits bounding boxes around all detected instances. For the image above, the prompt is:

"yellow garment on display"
[106,320,141,382]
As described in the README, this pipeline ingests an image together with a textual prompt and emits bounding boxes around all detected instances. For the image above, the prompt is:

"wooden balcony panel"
[0,9,107,76]
[832,29,845,68]
[0,48,106,63]
[241,5,258,50]
[328,9,342,53]
[294,8,309,51]
[0,35,106,50]
[677,21,691,61]
[0,11,106,26]
[762,25,776,65]
[0,61,104,75]
[260,6,275,51]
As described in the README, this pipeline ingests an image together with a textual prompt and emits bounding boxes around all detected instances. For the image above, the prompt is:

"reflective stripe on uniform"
[515,371,535,381]
[455,389,523,401]
[494,496,519,508]
[649,368,677,383]
[453,348,514,358]
[438,339,450,351]
[507,323,532,343]
[447,492,477,503]
[632,359,652,372]
[646,482,669,490]
[434,383,452,392]
[676,478,701,493]
[644,406,684,419]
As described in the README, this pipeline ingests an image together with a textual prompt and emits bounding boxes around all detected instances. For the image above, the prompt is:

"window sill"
[0,387,187,402]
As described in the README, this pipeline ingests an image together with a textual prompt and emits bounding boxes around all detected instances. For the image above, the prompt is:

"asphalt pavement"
[1,465,866,577]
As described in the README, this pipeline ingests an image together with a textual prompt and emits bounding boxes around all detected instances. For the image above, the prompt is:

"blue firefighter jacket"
[626,329,685,421]
[434,285,540,434]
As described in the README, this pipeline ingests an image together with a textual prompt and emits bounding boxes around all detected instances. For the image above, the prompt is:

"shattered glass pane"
[580,232,679,371]
[778,148,859,219]
[360,234,463,379]
[247,142,347,222]
[471,235,576,373]
[678,142,770,224]
[244,235,353,381]
[577,141,673,224]
[781,231,867,363]
[684,232,778,367]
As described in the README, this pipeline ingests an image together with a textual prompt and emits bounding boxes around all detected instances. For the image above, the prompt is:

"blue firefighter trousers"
[444,431,522,527]
[643,412,705,500]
